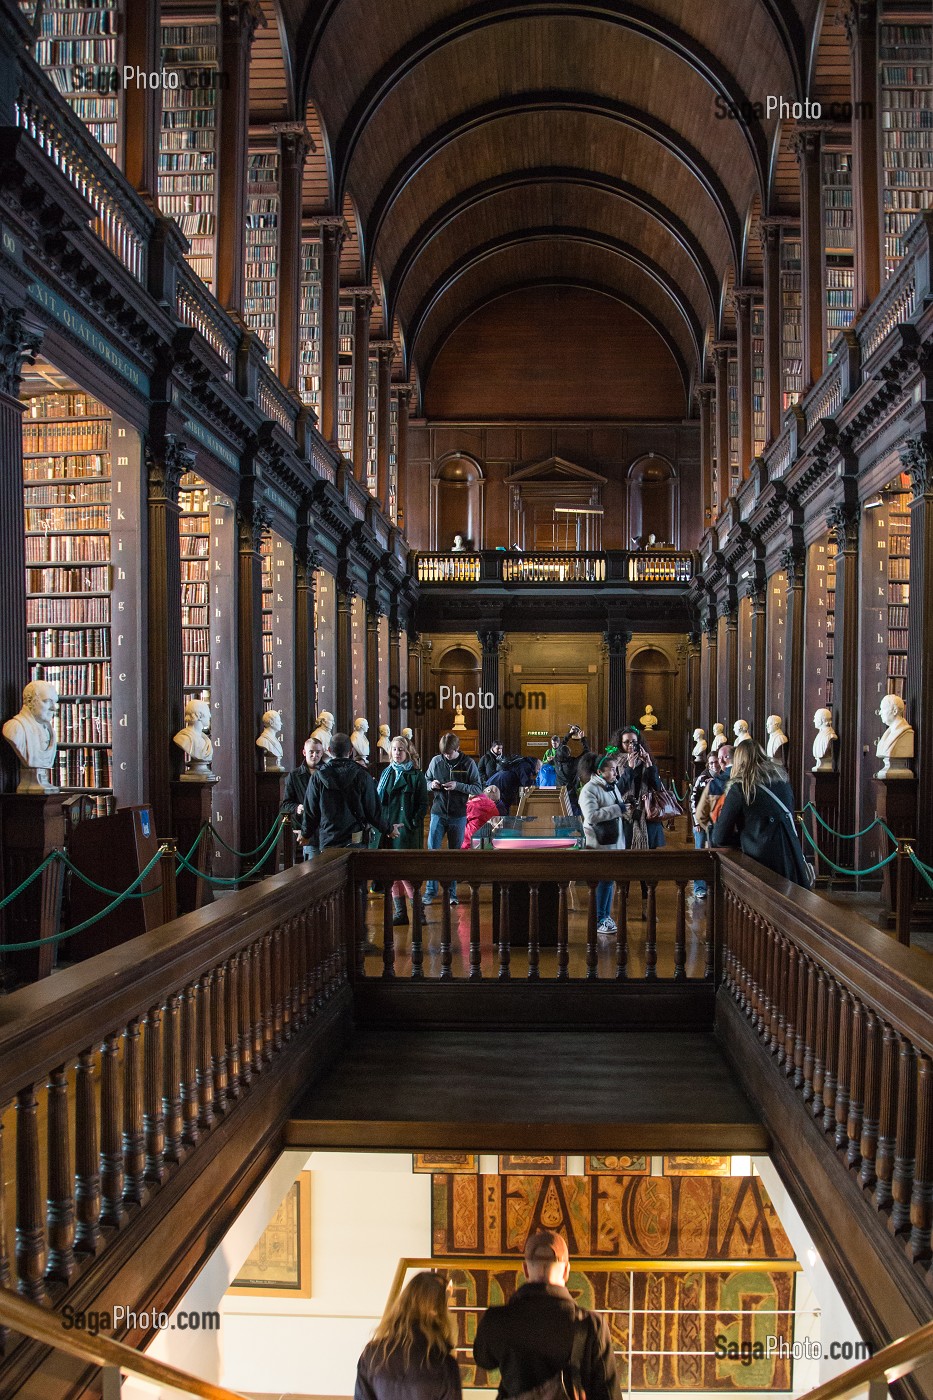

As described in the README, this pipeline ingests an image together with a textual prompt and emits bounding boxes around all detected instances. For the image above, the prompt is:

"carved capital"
[901,433,933,500]
[602,631,630,657]
[826,502,860,553]
[371,340,397,368]
[318,218,349,255]
[695,383,715,410]
[237,501,272,554]
[792,129,822,166]
[479,629,505,655]
[842,0,874,47]
[273,123,314,167]
[779,546,806,588]
[347,287,376,317]
[146,434,195,505]
[0,305,43,398]
[221,0,265,44]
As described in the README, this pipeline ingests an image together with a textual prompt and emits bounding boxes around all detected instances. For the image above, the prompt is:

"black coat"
[355,1337,461,1400]
[553,734,589,791]
[281,762,312,831]
[479,749,505,783]
[302,758,392,850]
[473,1283,618,1400]
[711,777,810,886]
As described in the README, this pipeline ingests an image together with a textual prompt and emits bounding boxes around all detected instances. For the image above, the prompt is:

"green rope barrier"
[58,852,162,900]
[206,813,287,860]
[174,844,279,887]
[909,850,933,896]
[0,851,61,912]
[800,823,898,876]
[801,802,897,846]
[0,845,171,952]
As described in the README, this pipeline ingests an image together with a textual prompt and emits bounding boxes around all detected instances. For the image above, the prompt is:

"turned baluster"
[908,1055,933,1261]
[819,979,840,1131]
[197,974,215,1131]
[0,1115,11,1347]
[328,891,341,991]
[45,1067,76,1285]
[261,934,274,1061]
[440,883,453,979]
[833,988,851,1144]
[75,1051,102,1255]
[162,993,183,1160]
[271,928,284,1051]
[382,889,395,978]
[723,890,735,991]
[793,954,809,1090]
[468,883,482,980]
[100,1032,126,1227]
[874,1023,900,1211]
[237,955,253,1090]
[251,940,266,1061]
[120,1018,146,1212]
[891,1038,917,1233]
[751,913,765,1032]
[143,1006,166,1186]
[225,956,241,1098]
[810,971,828,1116]
[180,984,201,1148]
[617,882,629,980]
[858,1010,882,1190]
[296,913,309,1024]
[355,881,368,978]
[411,885,424,980]
[846,997,866,1169]
[736,900,749,1008]
[16,1085,48,1302]
[644,881,657,981]
[772,935,787,1057]
[527,883,540,981]
[211,963,229,1112]
[673,881,686,981]
[557,884,569,980]
[782,943,798,1073]
[585,883,599,980]
[282,920,295,1036]
[496,884,510,981]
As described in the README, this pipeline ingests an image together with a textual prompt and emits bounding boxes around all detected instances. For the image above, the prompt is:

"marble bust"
[733,719,752,746]
[376,724,392,758]
[692,727,707,761]
[173,698,217,781]
[256,709,284,771]
[2,680,59,793]
[876,692,914,778]
[639,704,659,731]
[351,716,370,762]
[812,707,837,772]
[310,710,335,750]
[710,723,726,753]
[766,714,788,763]
[451,533,467,553]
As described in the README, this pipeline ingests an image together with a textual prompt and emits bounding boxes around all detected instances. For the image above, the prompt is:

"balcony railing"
[415,550,694,585]
[175,269,236,372]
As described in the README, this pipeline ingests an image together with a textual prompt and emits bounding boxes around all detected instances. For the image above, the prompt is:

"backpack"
[710,792,727,827]
[509,1311,591,1400]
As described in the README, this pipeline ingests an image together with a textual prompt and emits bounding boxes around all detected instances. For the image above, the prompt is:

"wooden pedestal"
[256,770,288,875]
[873,776,918,915]
[0,792,65,985]
[808,769,840,884]
[172,779,215,914]
[67,805,163,960]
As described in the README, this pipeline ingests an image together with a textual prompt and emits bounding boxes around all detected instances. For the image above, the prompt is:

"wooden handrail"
[799,1318,933,1400]
[0,1289,248,1399]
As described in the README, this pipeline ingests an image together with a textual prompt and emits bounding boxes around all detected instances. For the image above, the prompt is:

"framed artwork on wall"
[228,1172,312,1298]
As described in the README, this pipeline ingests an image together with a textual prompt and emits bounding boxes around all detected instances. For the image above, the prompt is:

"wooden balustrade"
[719,850,933,1268]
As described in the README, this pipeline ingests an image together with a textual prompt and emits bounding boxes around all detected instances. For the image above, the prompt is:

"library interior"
[0,0,932,1398]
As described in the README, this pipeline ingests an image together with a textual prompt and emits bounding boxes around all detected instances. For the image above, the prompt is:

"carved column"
[696,385,715,528]
[703,610,719,735]
[478,630,505,754]
[603,631,630,735]
[215,0,263,314]
[365,606,380,736]
[828,502,861,834]
[146,435,192,836]
[794,128,825,390]
[903,434,933,863]
[236,497,270,854]
[732,289,755,477]
[294,538,318,760]
[274,125,311,392]
[335,585,354,733]
[350,288,374,478]
[123,0,160,197]
[0,306,42,795]
[782,547,808,803]
[712,346,731,515]
[761,220,784,442]
[845,0,882,312]
[373,341,396,510]
[395,385,412,531]
[722,601,739,729]
[318,219,346,446]
[748,583,768,743]
[388,621,402,718]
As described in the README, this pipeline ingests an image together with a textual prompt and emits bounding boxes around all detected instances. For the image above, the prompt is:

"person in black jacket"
[356,1270,461,1400]
[478,740,505,784]
[281,735,326,859]
[553,726,590,812]
[710,741,810,886]
[302,733,399,851]
[473,1231,618,1400]
[423,734,481,904]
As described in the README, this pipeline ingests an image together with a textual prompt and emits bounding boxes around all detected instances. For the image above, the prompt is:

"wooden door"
[520,682,588,754]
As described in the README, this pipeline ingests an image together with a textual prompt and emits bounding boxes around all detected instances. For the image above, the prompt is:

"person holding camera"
[612,727,665,916]
[553,725,590,813]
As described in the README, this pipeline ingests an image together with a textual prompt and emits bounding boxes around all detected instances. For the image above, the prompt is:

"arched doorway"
[432,455,484,550]
[627,456,677,546]
[430,644,481,755]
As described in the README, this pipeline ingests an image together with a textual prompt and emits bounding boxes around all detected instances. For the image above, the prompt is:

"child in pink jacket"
[462,786,504,846]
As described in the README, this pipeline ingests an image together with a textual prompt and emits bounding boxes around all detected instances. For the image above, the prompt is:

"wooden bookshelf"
[366,355,378,494]
[314,569,336,718]
[245,144,280,363]
[260,531,274,705]
[726,353,739,496]
[805,535,835,727]
[779,231,803,411]
[879,17,933,278]
[159,8,220,290]
[179,471,211,703]
[299,234,322,415]
[886,476,911,699]
[337,302,354,458]
[822,148,855,357]
[27,0,123,167]
[751,302,765,458]
[388,388,399,521]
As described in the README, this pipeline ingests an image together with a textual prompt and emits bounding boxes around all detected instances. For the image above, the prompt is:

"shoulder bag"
[760,785,816,889]
[643,783,684,825]
[508,1310,592,1400]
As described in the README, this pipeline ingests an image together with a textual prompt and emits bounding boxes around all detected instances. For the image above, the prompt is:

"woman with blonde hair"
[355,1269,461,1400]
[710,742,811,887]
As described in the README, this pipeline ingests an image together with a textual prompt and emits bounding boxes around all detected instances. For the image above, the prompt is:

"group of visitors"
[355,1230,617,1400]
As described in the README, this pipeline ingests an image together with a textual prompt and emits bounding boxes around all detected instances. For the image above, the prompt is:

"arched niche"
[628,644,677,740]
[431,454,485,550]
[627,455,678,547]
[431,644,482,749]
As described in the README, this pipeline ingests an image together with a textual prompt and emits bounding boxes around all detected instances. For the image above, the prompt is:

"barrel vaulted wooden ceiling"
[254,0,845,405]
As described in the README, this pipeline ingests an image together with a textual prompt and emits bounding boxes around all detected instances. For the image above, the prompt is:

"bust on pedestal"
[640,705,659,731]
[376,724,391,760]
[351,716,370,763]
[766,715,788,764]
[2,681,59,793]
[812,707,837,772]
[710,723,726,753]
[311,710,335,751]
[173,698,218,783]
[692,727,707,762]
[733,719,752,747]
[876,692,914,778]
[256,709,284,772]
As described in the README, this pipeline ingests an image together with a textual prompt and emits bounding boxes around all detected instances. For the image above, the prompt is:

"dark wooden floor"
[285,1028,768,1152]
